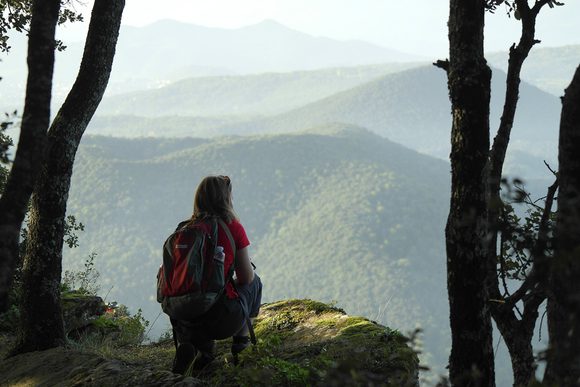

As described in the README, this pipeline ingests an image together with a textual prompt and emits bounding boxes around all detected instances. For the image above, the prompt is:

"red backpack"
[157,217,236,320]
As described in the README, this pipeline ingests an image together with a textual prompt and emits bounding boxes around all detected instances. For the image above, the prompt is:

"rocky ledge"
[0,299,418,386]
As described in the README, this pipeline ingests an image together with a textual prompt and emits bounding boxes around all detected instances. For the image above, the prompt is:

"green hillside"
[64,125,450,374]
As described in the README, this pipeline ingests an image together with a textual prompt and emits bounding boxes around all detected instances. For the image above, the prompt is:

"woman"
[171,175,262,374]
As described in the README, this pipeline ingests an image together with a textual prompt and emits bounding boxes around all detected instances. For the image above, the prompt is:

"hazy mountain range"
[1,19,578,109]
[88,64,562,176]
[0,19,421,108]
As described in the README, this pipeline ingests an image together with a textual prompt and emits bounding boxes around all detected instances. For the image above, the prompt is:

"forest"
[1,0,580,386]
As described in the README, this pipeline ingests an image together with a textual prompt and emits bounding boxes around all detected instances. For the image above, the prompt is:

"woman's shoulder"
[225,219,250,247]
[226,218,245,231]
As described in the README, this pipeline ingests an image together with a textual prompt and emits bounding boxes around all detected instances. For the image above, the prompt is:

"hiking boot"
[231,336,251,355]
[188,350,215,372]
[186,339,215,373]
[172,342,196,375]
[231,336,251,365]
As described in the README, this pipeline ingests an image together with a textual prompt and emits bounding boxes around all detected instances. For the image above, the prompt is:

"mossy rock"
[0,299,418,387]
[211,299,419,386]
[61,291,106,337]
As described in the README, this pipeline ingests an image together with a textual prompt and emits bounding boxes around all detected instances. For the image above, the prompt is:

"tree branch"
[433,59,449,73]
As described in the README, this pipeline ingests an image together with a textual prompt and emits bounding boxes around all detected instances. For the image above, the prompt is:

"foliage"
[0,111,16,164]
[496,177,557,295]
[59,254,150,348]
[63,214,85,248]
[0,213,90,333]
[89,306,149,347]
[0,111,17,191]
[485,0,564,17]
[62,252,100,296]
[0,0,84,52]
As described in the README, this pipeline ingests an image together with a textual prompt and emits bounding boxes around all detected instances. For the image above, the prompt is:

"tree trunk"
[0,0,59,313]
[479,3,554,385]
[493,309,536,387]
[544,64,580,385]
[444,1,495,386]
[16,0,125,353]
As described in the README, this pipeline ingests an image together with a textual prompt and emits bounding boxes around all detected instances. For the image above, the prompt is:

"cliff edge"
[0,299,418,386]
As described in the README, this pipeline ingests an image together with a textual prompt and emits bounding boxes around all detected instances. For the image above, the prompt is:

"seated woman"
[170,175,262,374]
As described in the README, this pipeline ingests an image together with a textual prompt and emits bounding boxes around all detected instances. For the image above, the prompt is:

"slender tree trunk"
[544,64,580,385]
[0,0,60,313]
[494,310,536,387]
[444,0,495,385]
[16,0,125,353]
[484,3,553,385]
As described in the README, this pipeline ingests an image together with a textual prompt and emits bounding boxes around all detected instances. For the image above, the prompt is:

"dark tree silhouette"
[484,1,560,385]
[544,65,580,385]
[15,0,125,352]
[438,1,495,385]
[438,1,564,385]
[0,0,59,314]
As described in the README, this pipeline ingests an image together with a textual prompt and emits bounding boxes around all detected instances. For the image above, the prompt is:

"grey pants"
[171,274,262,352]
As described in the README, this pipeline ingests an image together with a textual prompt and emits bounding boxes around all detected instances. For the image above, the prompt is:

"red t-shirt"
[218,219,250,299]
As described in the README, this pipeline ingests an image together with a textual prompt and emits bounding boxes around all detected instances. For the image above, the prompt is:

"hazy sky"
[61,0,580,57]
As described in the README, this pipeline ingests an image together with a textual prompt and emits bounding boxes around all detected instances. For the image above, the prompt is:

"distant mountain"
[65,125,450,374]
[487,44,580,96]
[220,65,561,161]
[113,19,421,76]
[0,19,421,112]
[95,63,424,118]
[89,65,561,164]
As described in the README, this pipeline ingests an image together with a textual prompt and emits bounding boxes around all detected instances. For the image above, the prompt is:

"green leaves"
[0,0,84,52]
[497,178,556,283]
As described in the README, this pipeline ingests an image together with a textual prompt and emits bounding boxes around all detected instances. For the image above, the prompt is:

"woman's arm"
[235,246,254,285]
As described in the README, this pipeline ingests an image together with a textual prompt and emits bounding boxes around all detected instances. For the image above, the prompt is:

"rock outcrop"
[61,292,106,337]
[0,299,419,386]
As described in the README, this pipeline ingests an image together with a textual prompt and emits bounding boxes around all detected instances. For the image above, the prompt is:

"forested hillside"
[87,65,561,170]
[64,125,450,373]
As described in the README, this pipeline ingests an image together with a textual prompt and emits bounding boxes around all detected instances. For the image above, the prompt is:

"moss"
[265,298,344,315]
[61,290,95,300]
[231,299,418,386]
[0,299,418,387]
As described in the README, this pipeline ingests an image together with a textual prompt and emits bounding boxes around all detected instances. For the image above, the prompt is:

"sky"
[61,0,580,57]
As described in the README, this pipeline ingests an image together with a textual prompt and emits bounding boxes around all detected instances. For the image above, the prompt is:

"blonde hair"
[191,175,238,223]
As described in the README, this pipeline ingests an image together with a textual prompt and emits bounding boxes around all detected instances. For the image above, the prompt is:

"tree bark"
[445,0,495,385]
[0,0,60,313]
[16,0,125,352]
[544,64,580,385]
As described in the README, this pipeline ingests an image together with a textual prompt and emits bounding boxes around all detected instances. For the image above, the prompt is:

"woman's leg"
[235,273,263,336]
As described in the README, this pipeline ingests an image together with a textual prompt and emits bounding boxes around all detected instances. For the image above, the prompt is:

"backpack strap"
[217,219,236,261]
[217,219,257,347]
